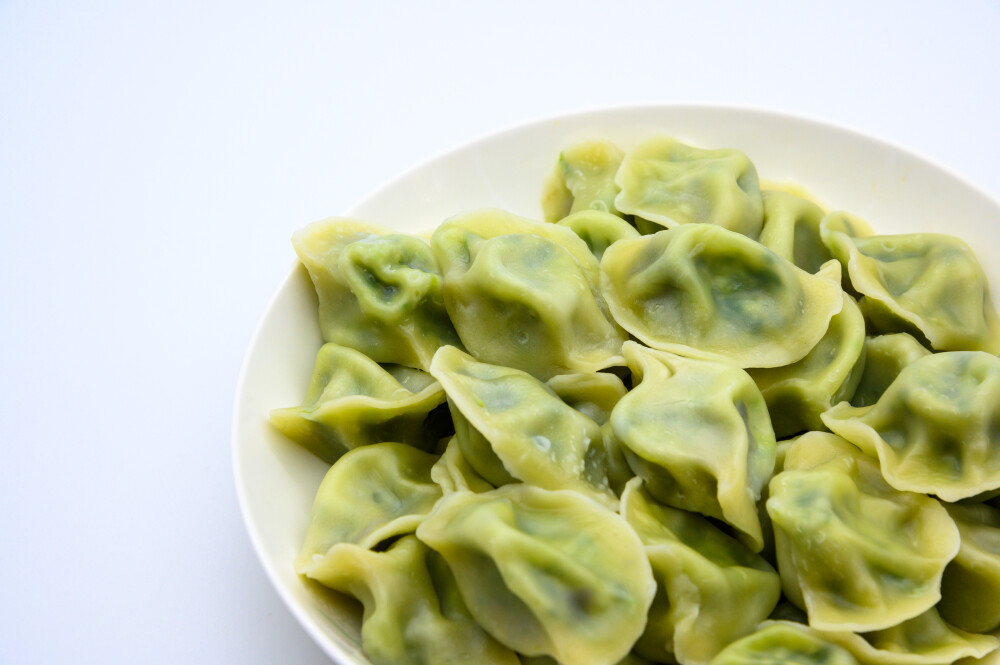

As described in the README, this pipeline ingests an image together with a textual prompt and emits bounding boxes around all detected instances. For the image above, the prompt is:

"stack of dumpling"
[270,135,1000,665]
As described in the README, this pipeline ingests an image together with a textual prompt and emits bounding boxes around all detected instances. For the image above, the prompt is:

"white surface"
[234,105,1000,665]
[2,1,1000,663]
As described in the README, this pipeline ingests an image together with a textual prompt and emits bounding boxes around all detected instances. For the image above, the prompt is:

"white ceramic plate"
[232,104,1000,665]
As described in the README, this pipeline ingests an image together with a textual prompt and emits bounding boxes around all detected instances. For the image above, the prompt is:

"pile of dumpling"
[270,135,1000,665]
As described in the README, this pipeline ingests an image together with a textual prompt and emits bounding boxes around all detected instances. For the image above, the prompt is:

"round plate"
[232,104,1000,665]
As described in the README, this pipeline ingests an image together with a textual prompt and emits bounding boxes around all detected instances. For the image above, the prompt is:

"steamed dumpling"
[269,343,447,462]
[622,478,781,665]
[709,623,860,665]
[416,485,656,665]
[939,502,1000,634]
[767,432,960,631]
[541,140,626,222]
[429,345,614,507]
[292,218,462,369]
[757,190,832,273]
[304,535,520,665]
[430,436,495,495]
[431,209,626,380]
[822,351,1000,501]
[850,333,931,407]
[610,342,776,551]
[600,224,844,368]
[614,136,764,237]
[821,213,1000,353]
[556,210,640,260]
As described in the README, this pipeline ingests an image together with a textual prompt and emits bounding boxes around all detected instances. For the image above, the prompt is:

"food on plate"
[269,134,1000,665]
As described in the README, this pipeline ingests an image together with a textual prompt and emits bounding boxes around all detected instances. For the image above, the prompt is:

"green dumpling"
[709,623,860,665]
[939,502,1000,634]
[556,209,640,260]
[850,333,931,407]
[416,485,656,665]
[614,136,764,237]
[269,343,447,462]
[431,209,626,380]
[292,218,462,370]
[767,433,960,632]
[822,351,1000,501]
[757,190,832,273]
[541,140,626,222]
[621,478,781,665]
[429,436,494,495]
[600,224,844,368]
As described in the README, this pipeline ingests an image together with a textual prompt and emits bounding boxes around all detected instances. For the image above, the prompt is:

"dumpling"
[415,484,656,665]
[305,535,520,665]
[609,341,776,551]
[431,209,626,380]
[850,333,931,407]
[811,608,998,665]
[295,442,442,578]
[757,190,832,273]
[541,140,626,222]
[821,214,1000,353]
[708,623,860,665]
[269,343,447,462]
[614,136,764,238]
[621,478,781,665]
[821,351,1000,501]
[939,502,1000,634]
[292,219,462,369]
[600,223,844,368]
[430,436,495,495]
[767,432,960,631]
[748,277,867,438]
[429,345,615,507]
[546,370,628,426]
[556,210,640,261]
[520,654,654,665]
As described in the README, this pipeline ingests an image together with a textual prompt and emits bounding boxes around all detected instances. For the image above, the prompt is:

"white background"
[2,1,1000,663]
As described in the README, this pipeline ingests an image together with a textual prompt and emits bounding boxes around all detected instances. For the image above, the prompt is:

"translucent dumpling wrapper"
[767,432,960,632]
[614,136,764,238]
[621,478,781,665]
[820,212,1000,353]
[821,351,1000,501]
[292,218,463,370]
[808,609,999,665]
[939,503,1000,634]
[415,485,656,665]
[556,210,641,261]
[269,343,447,462]
[757,190,833,273]
[850,333,931,407]
[541,140,626,222]
[749,271,867,438]
[430,436,495,495]
[600,223,844,368]
[708,623,861,665]
[610,342,776,551]
[304,535,520,665]
[431,209,626,380]
[428,345,615,508]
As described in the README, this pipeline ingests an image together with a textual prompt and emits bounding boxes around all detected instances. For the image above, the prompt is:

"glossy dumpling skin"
[822,351,1000,501]
[269,343,447,462]
[749,280,867,438]
[821,213,1000,353]
[295,442,441,579]
[939,503,1000,634]
[556,210,640,261]
[542,140,626,222]
[415,485,656,665]
[757,190,833,273]
[610,342,776,551]
[811,608,998,665]
[431,209,626,380]
[767,432,960,631]
[850,333,931,407]
[306,535,520,665]
[621,478,781,665]
[600,224,844,368]
[429,345,615,507]
[292,218,462,370]
[614,136,764,237]
[708,623,860,665]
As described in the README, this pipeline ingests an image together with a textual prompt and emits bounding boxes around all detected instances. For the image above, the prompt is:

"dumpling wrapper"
[757,190,832,273]
[556,209,640,261]
[850,333,931,407]
[416,485,656,665]
[939,503,1000,634]
[600,223,843,368]
[709,623,860,665]
[541,140,626,222]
